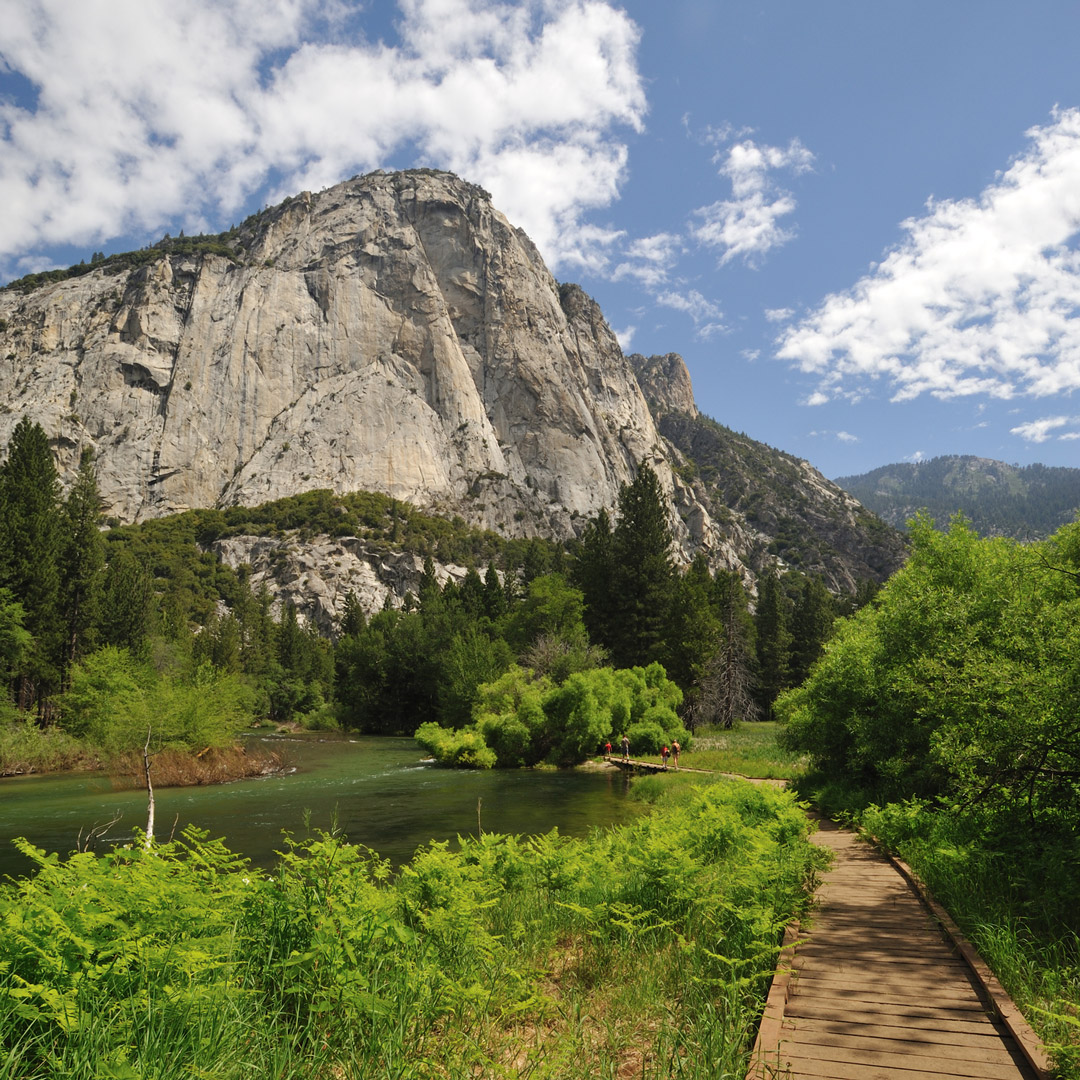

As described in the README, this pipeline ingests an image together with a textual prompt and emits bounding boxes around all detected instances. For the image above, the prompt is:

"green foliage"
[0,776,824,1079]
[447,661,685,769]
[62,647,253,754]
[779,514,1080,820]
[414,721,497,768]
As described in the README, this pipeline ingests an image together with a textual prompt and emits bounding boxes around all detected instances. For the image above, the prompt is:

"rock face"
[0,170,672,539]
[0,169,905,607]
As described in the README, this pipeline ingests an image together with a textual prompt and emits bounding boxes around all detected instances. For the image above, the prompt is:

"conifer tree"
[789,574,835,685]
[99,549,156,654]
[697,569,758,729]
[59,448,106,676]
[609,463,675,668]
[574,507,615,651]
[0,418,63,709]
[754,570,793,720]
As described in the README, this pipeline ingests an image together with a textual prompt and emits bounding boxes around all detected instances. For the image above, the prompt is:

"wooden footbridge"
[747,815,1052,1080]
[603,755,710,775]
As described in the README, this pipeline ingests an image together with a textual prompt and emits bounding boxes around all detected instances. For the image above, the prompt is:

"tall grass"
[0,775,826,1079]
[633,721,808,780]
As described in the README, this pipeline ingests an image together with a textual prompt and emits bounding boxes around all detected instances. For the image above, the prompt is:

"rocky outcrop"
[0,170,683,541]
[0,169,905,612]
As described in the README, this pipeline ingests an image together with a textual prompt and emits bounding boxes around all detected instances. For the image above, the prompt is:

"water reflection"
[0,734,639,879]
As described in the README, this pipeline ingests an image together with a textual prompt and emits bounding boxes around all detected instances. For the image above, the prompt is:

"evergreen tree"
[574,507,615,651]
[0,418,63,709]
[99,549,156,654]
[609,464,675,668]
[483,564,507,620]
[754,570,793,720]
[662,554,720,697]
[697,569,758,729]
[58,448,106,676]
[789,574,835,685]
[338,590,367,638]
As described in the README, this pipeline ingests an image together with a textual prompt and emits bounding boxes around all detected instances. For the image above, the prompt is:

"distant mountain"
[835,456,1080,539]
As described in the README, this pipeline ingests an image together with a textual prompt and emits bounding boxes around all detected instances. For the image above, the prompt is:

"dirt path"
[748,816,1049,1080]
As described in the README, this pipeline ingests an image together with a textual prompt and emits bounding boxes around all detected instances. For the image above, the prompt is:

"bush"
[626,719,666,755]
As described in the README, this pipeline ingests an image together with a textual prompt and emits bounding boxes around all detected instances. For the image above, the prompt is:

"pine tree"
[696,569,758,729]
[789,574,835,685]
[609,463,675,668]
[99,549,156,654]
[754,570,793,721]
[0,418,63,709]
[574,507,615,651]
[58,448,106,677]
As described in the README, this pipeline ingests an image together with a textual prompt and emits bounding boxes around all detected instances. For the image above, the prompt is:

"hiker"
[604,740,612,757]
[621,734,630,760]
[671,739,680,770]
[661,745,670,769]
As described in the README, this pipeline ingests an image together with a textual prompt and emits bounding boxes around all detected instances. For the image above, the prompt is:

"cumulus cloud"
[0,0,645,277]
[1010,415,1080,442]
[692,137,814,266]
[777,107,1080,406]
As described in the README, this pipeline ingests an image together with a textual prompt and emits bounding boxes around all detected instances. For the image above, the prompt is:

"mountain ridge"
[836,455,1080,539]
[0,169,906,612]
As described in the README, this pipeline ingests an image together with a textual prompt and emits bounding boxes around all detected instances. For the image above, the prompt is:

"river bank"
[0,719,292,785]
[0,772,825,1079]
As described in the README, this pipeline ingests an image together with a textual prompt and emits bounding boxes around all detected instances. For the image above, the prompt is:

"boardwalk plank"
[746,816,1042,1080]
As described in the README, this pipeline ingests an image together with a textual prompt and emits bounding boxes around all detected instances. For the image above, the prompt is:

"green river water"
[0,734,640,879]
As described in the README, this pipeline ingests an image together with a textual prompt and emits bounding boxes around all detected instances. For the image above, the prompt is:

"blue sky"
[2,1,1080,480]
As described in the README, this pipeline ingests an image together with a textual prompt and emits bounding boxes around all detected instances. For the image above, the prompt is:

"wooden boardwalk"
[749,816,1050,1080]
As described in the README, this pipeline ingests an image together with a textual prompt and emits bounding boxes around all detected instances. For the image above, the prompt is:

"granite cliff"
[1,170,904,614]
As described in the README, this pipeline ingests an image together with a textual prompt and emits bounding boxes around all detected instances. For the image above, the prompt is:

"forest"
[0,417,855,775]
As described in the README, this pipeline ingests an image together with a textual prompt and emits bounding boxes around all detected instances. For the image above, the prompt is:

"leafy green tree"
[779,514,1080,819]
[436,627,513,730]
[0,590,32,694]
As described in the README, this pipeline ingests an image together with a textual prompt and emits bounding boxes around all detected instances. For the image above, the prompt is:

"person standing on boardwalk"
[621,734,630,760]
[671,740,680,770]
[661,745,670,769]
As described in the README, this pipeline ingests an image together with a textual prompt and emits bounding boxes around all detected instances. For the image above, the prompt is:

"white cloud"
[656,288,725,339]
[777,107,1080,406]
[612,232,682,287]
[0,0,645,277]
[836,430,859,443]
[764,307,794,323]
[692,137,814,266]
[1009,415,1079,442]
[614,324,636,351]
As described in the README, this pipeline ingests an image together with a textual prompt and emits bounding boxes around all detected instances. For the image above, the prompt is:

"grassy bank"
[0,714,287,786]
[0,774,825,1079]
[627,721,808,781]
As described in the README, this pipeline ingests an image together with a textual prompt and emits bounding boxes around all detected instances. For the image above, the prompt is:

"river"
[0,734,640,879]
